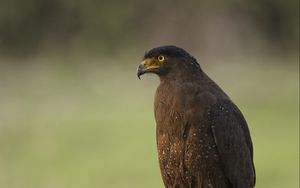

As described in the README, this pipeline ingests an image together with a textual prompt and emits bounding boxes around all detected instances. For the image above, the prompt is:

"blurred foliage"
[0,1,299,187]
[0,0,298,58]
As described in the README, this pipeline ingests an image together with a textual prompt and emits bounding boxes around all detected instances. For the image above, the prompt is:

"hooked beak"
[137,58,159,79]
[137,63,147,79]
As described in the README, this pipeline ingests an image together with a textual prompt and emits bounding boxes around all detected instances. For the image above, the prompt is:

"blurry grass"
[0,57,298,188]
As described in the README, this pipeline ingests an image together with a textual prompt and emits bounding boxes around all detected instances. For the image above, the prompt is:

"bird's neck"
[159,68,203,84]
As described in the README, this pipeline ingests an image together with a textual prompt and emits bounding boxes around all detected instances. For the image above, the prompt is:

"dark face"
[137,45,196,79]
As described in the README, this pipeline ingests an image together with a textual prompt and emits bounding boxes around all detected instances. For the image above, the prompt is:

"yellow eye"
[157,55,165,62]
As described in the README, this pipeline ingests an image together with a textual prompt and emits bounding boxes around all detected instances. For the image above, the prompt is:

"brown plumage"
[137,45,255,188]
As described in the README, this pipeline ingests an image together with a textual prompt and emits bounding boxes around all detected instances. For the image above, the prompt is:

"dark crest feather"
[144,45,195,60]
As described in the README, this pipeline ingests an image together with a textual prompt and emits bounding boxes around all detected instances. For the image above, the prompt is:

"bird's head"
[137,45,201,80]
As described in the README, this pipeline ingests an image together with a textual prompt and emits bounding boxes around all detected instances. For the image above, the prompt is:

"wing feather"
[209,100,255,187]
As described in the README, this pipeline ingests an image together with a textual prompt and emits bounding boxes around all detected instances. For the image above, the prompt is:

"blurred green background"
[0,0,299,188]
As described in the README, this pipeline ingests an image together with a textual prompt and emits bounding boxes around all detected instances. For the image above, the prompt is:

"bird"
[136,45,255,188]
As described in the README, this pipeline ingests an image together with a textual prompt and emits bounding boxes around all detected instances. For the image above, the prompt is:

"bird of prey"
[137,46,255,188]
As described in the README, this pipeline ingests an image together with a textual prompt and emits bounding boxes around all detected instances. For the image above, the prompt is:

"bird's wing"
[209,100,255,187]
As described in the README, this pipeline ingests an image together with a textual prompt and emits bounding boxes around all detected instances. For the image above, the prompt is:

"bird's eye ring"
[157,55,165,62]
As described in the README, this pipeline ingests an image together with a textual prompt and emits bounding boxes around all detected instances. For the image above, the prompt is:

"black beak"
[137,63,147,79]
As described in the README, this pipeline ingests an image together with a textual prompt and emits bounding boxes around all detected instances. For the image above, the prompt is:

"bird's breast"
[154,85,227,187]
